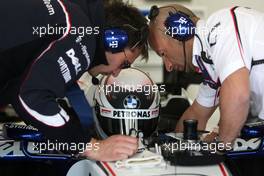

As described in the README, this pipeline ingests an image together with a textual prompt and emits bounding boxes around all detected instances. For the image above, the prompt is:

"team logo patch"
[123,95,140,109]
[99,107,159,119]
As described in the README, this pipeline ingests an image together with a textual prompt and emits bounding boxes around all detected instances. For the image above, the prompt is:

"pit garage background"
[1,0,264,176]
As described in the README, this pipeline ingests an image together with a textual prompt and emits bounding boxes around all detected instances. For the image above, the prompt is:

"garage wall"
[128,0,264,18]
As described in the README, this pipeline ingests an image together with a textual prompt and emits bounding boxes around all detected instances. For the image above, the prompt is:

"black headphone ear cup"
[148,5,159,20]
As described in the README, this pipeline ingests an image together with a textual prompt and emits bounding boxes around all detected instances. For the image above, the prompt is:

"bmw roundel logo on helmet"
[123,95,141,109]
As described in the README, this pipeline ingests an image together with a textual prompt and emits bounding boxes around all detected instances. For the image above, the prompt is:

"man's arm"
[176,100,217,132]
[218,67,250,144]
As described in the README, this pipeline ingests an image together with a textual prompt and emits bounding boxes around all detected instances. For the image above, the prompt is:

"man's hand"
[202,131,219,142]
[82,135,138,161]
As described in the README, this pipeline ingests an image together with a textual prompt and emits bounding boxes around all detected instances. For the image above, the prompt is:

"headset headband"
[148,5,195,21]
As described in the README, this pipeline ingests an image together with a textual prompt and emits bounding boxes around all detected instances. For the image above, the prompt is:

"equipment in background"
[183,119,198,141]
[228,118,264,156]
[151,119,225,166]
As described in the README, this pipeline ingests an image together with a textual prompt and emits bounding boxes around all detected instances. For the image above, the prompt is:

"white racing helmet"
[93,68,160,138]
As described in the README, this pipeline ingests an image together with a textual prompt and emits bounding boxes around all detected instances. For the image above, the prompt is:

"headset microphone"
[92,77,99,85]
